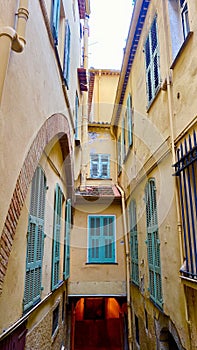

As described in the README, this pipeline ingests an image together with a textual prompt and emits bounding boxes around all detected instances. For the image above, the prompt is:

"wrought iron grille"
[173,130,197,280]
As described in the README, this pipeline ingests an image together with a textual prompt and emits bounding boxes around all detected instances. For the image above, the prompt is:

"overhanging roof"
[112,0,150,127]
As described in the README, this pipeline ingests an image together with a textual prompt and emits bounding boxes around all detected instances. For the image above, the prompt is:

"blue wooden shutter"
[63,21,71,86]
[102,217,115,262]
[24,167,46,311]
[127,94,133,147]
[90,154,99,178]
[89,217,100,262]
[64,199,71,280]
[51,184,63,290]
[145,179,163,308]
[145,17,160,106]
[100,155,110,178]
[75,94,79,139]
[88,216,115,263]
[129,200,139,285]
[51,0,60,45]
[117,134,122,174]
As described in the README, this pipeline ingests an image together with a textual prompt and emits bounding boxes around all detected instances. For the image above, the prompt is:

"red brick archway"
[0,113,73,293]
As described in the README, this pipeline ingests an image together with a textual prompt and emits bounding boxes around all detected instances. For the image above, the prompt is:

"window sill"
[170,31,193,69]
[51,326,59,343]
[87,177,112,180]
[86,262,118,265]
[180,275,197,290]
[146,85,161,113]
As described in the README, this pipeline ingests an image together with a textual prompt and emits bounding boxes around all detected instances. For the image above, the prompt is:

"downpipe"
[0,0,29,103]
[116,184,133,350]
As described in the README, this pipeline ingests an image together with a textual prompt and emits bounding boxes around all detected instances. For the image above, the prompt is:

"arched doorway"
[160,328,180,350]
[72,297,126,350]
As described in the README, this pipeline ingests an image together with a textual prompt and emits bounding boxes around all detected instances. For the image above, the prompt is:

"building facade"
[0,0,197,349]
[0,0,89,348]
[112,0,197,349]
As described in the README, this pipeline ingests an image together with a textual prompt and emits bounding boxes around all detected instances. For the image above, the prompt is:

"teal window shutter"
[63,20,71,87]
[88,216,115,263]
[145,17,160,106]
[127,94,133,147]
[100,155,110,178]
[129,200,139,286]
[75,94,79,139]
[122,117,126,162]
[145,179,163,308]
[51,184,63,291]
[51,0,61,45]
[117,134,122,174]
[24,167,46,312]
[63,199,71,280]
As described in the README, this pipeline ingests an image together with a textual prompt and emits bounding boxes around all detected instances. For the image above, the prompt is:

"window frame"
[23,166,46,312]
[63,20,71,88]
[51,184,63,291]
[63,198,71,280]
[129,200,139,286]
[90,154,110,179]
[144,16,161,108]
[180,0,190,39]
[145,178,163,309]
[88,215,116,264]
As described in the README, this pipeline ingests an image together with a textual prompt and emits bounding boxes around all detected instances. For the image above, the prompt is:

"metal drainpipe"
[0,0,29,103]
[116,184,133,350]
[80,13,89,191]
[161,1,192,347]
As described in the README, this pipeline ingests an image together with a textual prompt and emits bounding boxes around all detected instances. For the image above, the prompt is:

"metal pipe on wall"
[116,184,133,350]
[0,0,29,103]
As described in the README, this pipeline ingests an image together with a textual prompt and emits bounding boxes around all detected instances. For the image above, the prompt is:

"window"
[135,314,140,345]
[129,200,139,286]
[51,0,61,45]
[144,16,160,107]
[145,179,163,308]
[90,154,110,178]
[173,130,197,280]
[75,93,79,140]
[23,167,46,312]
[126,94,133,148]
[63,20,71,87]
[52,304,59,336]
[117,134,122,174]
[63,199,71,280]
[121,117,126,162]
[168,0,190,60]
[180,0,190,39]
[51,184,63,291]
[88,216,116,263]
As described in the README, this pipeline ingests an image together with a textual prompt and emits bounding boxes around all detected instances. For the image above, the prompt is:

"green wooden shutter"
[24,167,46,312]
[129,200,139,285]
[51,0,60,45]
[102,216,115,262]
[117,134,122,174]
[63,21,71,86]
[51,184,63,291]
[145,17,160,106]
[122,117,126,162]
[89,217,100,262]
[145,179,163,308]
[75,94,79,139]
[127,94,133,147]
[88,216,115,263]
[64,199,71,280]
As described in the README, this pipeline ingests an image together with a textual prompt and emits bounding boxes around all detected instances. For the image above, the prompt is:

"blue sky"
[88,0,133,70]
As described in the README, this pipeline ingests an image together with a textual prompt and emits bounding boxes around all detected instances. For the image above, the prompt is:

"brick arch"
[0,113,74,293]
